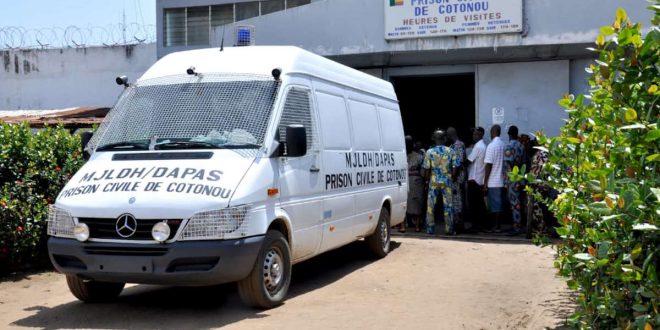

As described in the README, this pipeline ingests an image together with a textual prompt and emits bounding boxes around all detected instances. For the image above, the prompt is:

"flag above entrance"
[384,0,523,40]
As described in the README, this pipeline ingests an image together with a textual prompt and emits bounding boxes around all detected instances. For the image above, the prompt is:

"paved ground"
[0,236,573,330]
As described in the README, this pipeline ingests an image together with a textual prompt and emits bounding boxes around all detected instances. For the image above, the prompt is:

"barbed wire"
[0,23,156,50]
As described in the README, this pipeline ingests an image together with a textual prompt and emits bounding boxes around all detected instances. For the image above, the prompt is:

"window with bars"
[278,88,316,155]
[187,6,210,46]
[211,4,234,28]
[261,0,285,15]
[163,1,313,47]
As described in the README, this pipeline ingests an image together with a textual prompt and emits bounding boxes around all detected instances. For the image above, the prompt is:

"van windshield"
[91,73,280,151]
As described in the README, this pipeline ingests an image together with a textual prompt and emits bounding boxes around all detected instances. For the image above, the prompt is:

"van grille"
[83,245,168,256]
[78,218,182,241]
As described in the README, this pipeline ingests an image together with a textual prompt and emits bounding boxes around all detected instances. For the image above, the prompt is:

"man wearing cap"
[504,125,526,235]
[422,130,459,235]
[483,125,506,232]
[466,127,487,232]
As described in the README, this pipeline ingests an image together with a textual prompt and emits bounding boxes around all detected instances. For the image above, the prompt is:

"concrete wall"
[0,43,156,110]
[201,0,651,62]
[157,0,324,58]
[477,60,569,138]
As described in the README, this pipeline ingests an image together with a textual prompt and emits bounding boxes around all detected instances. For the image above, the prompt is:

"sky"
[0,0,156,47]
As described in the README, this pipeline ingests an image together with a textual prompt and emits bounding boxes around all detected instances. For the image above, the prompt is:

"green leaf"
[596,258,609,267]
[616,7,627,23]
[644,130,660,142]
[631,244,642,260]
[567,137,581,144]
[647,154,660,162]
[558,98,572,108]
[556,227,570,236]
[600,26,615,36]
[632,304,648,312]
[598,242,609,259]
[566,279,579,290]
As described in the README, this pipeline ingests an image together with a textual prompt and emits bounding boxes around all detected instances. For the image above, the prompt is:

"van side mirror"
[80,131,94,161]
[285,125,307,157]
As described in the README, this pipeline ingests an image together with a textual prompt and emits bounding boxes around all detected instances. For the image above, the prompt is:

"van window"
[278,87,316,153]
[316,91,351,150]
[379,106,404,151]
[90,74,280,151]
[347,99,380,151]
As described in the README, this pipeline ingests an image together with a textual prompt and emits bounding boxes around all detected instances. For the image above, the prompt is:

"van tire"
[365,207,391,258]
[66,275,125,303]
[238,230,292,309]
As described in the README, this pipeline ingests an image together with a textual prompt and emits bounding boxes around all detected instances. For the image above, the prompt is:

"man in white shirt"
[466,127,487,232]
[483,125,506,232]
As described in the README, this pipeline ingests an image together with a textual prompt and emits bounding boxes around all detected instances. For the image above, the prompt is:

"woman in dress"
[403,136,427,232]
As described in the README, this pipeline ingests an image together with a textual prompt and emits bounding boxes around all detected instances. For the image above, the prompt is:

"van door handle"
[310,166,320,173]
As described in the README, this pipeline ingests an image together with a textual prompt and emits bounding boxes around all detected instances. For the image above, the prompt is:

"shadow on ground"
[11,240,400,330]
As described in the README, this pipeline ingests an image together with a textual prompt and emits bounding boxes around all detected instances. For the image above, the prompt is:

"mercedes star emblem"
[116,214,138,238]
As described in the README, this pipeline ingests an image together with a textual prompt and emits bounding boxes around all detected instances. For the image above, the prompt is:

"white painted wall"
[0,44,156,110]
[477,60,569,138]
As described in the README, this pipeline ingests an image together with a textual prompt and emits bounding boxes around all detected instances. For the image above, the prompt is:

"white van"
[47,46,407,308]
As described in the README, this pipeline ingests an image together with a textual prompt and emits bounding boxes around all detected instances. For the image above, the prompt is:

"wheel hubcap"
[263,248,284,292]
[380,219,390,252]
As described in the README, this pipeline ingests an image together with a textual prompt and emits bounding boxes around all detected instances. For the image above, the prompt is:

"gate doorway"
[391,74,476,147]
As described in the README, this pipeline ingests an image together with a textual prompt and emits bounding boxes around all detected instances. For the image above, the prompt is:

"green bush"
[537,5,659,329]
[0,122,84,272]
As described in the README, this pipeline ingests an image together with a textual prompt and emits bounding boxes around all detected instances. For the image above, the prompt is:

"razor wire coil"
[0,24,156,50]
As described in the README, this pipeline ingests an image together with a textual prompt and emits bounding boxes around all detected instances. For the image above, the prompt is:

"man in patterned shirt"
[504,125,526,235]
[447,127,466,234]
[422,130,459,235]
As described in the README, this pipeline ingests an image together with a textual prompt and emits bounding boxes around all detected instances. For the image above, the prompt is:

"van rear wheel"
[365,207,391,258]
[237,230,292,309]
[66,275,125,303]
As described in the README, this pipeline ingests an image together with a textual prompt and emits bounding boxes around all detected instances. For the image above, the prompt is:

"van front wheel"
[365,207,391,258]
[238,230,292,309]
[66,275,125,303]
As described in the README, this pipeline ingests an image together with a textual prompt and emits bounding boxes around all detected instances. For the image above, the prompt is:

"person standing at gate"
[504,125,526,235]
[447,127,466,234]
[483,125,506,232]
[422,130,459,235]
[466,127,487,232]
[405,136,426,232]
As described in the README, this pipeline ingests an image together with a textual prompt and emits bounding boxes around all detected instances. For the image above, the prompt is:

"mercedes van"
[47,46,407,308]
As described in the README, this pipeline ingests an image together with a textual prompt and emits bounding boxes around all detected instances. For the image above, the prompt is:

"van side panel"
[313,84,358,252]
[313,78,407,253]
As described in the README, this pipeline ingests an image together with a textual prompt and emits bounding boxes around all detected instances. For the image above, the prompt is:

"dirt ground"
[0,236,573,330]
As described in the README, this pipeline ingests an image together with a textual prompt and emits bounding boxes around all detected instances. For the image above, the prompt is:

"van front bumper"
[48,236,264,286]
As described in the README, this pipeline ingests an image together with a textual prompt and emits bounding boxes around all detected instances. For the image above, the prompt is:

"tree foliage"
[537,4,660,329]
[0,122,84,273]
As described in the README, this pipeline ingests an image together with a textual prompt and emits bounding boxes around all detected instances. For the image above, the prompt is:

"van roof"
[140,46,397,101]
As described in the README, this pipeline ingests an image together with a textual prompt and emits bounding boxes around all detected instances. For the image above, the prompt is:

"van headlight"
[47,205,75,238]
[180,205,249,240]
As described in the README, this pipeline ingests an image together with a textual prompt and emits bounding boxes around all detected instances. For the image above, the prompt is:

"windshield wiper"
[155,141,219,150]
[220,143,262,149]
[96,141,149,151]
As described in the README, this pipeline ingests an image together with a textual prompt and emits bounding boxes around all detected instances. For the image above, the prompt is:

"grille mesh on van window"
[88,73,280,152]
[278,88,317,153]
